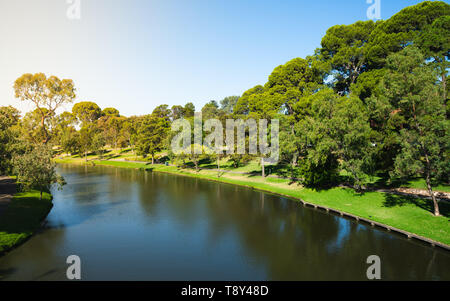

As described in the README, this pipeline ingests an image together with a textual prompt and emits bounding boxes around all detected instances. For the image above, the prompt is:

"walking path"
[0,176,16,217]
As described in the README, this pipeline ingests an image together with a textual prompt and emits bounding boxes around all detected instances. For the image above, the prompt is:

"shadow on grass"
[0,194,52,234]
[0,267,17,280]
[383,193,450,218]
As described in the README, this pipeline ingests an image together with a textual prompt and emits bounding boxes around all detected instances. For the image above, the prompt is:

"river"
[0,164,449,280]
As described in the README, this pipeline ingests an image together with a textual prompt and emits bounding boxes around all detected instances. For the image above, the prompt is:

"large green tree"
[72,101,102,126]
[14,73,76,144]
[376,47,449,216]
[136,106,171,164]
[320,20,377,94]
[366,1,450,68]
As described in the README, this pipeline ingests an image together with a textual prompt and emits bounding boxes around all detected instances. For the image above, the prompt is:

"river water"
[0,164,449,280]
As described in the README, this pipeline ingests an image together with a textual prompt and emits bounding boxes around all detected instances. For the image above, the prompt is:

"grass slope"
[0,191,53,254]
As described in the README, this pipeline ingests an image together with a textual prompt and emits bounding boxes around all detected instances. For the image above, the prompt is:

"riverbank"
[0,188,53,255]
[55,157,450,247]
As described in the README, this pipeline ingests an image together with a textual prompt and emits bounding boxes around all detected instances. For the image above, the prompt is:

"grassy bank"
[55,157,450,246]
[58,148,450,193]
[0,190,53,254]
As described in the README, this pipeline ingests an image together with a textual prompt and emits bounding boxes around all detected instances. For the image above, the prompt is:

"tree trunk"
[426,170,440,216]
[151,155,154,165]
[41,116,49,144]
[291,153,298,180]
[85,151,87,162]
[40,190,43,201]
[217,157,220,178]
[261,157,265,178]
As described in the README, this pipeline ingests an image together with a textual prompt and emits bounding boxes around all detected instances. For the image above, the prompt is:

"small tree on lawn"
[13,145,66,200]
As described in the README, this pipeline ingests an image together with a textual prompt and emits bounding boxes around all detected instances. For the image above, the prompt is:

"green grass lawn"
[0,190,53,254]
[55,156,450,245]
[406,179,450,193]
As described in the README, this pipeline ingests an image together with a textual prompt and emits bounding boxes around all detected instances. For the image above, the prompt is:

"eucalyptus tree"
[14,73,76,144]
[375,47,449,216]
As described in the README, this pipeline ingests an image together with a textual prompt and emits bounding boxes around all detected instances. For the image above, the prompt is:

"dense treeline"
[0,2,448,215]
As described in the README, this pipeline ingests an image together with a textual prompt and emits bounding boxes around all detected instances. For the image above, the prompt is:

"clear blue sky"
[0,0,431,116]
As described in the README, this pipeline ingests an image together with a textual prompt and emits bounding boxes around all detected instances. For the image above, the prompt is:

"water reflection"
[0,164,449,280]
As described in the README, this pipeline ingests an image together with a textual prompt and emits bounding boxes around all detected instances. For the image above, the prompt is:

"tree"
[0,106,21,174]
[219,96,240,114]
[320,20,377,94]
[60,128,80,155]
[102,107,120,117]
[91,132,106,158]
[14,73,76,144]
[331,96,374,190]
[72,102,102,125]
[12,145,66,200]
[171,105,185,120]
[265,57,325,117]
[78,126,94,161]
[20,108,55,145]
[183,102,195,118]
[416,15,450,100]
[201,101,220,119]
[54,111,77,147]
[366,1,450,68]
[120,117,139,153]
[136,108,171,164]
[98,115,126,149]
[377,46,449,216]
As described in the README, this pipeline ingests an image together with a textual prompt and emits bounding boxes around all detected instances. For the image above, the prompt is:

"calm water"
[0,164,449,280]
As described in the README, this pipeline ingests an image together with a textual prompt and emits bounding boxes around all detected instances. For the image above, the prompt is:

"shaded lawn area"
[345,170,450,193]
[0,191,53,254]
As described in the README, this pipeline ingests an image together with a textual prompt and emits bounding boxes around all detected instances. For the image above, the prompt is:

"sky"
[0,0,432,117]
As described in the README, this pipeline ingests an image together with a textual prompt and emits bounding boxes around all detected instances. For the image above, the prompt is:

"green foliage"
[12,145,66,199]
[0,106,21,174]
[136,107,171,162]
[201,100,220,119]
[377,46,449,215]
[102,107,120,117]
[366,1,450,68]
[14,73,76,144]
[320,20,377,94]
[72,101,102,125]
[219,96,240,114]
[184,102,195,118]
